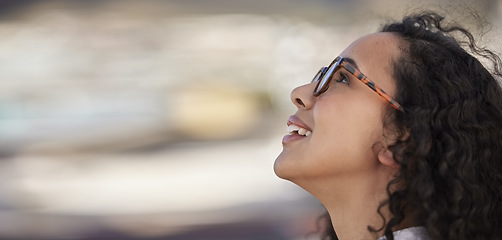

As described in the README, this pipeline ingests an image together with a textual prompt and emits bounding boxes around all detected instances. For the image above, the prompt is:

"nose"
[290,83,316,109]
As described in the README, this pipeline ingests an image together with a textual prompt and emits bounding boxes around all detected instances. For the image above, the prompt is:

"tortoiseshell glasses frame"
[311,56,404,112]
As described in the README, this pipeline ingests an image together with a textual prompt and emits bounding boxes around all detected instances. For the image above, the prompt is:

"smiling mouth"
[287,124,312,137]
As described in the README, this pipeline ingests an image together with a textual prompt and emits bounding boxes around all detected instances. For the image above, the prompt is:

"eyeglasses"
[311,56,403,112]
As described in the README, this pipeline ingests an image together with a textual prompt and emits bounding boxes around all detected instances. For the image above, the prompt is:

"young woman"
[274,12,502,240]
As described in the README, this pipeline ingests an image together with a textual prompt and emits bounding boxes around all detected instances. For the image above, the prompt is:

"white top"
[377,226,431,240]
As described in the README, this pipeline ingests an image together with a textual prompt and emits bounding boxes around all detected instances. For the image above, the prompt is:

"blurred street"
[0,136,324,239]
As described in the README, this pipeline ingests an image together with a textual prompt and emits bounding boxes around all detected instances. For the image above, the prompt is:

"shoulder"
[378,226,431,240]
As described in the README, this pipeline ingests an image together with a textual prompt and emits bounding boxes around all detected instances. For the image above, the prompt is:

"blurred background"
[0,0,500,239]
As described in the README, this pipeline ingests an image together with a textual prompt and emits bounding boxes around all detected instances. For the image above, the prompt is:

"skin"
[274,32,405,240]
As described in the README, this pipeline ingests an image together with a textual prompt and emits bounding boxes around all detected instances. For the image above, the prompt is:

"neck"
[298,166,398,240]
[326,178,389,240]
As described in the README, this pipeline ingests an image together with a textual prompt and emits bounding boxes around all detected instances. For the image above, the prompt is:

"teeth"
[298,128,307,135]
[287,125,300,135]
[287,124,312,136]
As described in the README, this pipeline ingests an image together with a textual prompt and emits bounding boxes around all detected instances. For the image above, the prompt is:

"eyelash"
[334,72,349,84]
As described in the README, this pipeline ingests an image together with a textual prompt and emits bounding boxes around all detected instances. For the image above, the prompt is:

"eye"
[334,73,349,84]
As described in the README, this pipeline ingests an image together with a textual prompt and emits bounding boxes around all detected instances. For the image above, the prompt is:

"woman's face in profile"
[274,32,402,185]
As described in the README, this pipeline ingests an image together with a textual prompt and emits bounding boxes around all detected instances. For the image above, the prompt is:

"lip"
[282,115,312,144]
[287,115,312,131]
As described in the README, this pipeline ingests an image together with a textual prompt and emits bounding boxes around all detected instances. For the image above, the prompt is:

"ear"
[377,147,400,169]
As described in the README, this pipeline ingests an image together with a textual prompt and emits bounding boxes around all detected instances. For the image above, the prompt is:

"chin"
[274,152,292,180]
[274,151,306,183]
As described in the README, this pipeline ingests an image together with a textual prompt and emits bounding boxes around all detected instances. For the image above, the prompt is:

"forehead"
[340,32,401,64]
[340,32,401,93]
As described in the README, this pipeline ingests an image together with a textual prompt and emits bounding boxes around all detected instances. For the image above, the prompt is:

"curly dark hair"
[320,12,502,240]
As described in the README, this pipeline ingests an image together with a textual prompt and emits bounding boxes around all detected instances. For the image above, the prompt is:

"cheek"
[307,98,384,175]
[274,93,388,181]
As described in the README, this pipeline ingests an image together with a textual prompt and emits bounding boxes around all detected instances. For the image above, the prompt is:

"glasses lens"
[311,68,325,83]
[312,67,327,93]
[314,58,341,96]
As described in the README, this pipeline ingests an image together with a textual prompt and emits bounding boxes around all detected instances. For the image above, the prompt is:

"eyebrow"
[343,57,360,70]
